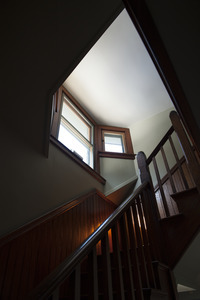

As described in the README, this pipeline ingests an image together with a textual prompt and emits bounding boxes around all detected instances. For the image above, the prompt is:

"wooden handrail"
[138,111,199,220]
[28,182,150,299]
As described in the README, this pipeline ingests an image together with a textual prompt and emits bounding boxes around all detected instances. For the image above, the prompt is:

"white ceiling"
[63,9,173,128]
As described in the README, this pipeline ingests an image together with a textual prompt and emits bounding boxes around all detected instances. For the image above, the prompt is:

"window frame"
[59,93,94,167]
[51,86,99,170]
[61,96,93,142]
[97,125,135,160]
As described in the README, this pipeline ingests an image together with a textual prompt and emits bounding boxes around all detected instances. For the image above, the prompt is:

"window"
[58,94,94,167]
[97,125,135,159]
[103,131,126,153]
[51,86,135,175]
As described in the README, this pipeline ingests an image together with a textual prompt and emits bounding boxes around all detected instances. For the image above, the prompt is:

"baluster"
[160,146,176,194]
[131,198,149,288]
[126,207,144,300]
[152,156,170,217]
[111,223,125,300]
[137,151,161,219]
[168,135,189,189]
[141,188,164,263]
[137,196,156,288]
[75,264,81,300]
[88,247,98,300]
[119,213,136,299]
[101,233,113,300]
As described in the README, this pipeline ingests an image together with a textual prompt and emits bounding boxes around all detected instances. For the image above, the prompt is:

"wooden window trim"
[97,125,135,159]
[51,86,99,171]
[98,151,135,159]
[51,86,97,137]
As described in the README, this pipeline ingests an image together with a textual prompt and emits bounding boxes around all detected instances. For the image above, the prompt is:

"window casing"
[58,94,94,168]
[97,125,135,160]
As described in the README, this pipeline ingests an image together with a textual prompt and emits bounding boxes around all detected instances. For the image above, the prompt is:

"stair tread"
[159,213,184,223]
[170,187,198,200]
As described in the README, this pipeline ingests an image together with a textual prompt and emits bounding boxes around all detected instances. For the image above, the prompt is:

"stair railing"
[28,182,162,300]
[137,111,199,219]
[170,111,200,194]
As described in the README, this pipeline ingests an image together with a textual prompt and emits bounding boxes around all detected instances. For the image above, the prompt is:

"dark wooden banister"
[28,182,151,299]
[27,116,189,299]
[29,112,196,299]
[138,111,200,219]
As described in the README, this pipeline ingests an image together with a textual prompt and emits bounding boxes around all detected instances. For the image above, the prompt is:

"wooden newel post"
[137,151,152,184]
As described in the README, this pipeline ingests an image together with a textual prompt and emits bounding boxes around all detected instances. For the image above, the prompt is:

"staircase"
[59,254,175,299]
[137,111,200,270]
[1,111,200,299]
[28,182,178,300]
[160,187,200,268]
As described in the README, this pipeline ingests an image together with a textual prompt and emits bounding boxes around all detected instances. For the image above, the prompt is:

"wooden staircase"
[58,255,176,299]
[137,111,200,271]
[1,111,199,299]
[160,187,200,268]
[28,182,178,300]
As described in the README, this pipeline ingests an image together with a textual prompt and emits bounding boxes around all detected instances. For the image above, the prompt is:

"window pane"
[62,100,91,142]
[104,134,124,153]
[58,123,90,165]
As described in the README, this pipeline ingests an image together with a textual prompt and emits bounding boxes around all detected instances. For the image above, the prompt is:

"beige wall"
[130,107,174,157]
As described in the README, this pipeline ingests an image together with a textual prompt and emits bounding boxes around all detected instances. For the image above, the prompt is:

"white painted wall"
[100,157,137,195]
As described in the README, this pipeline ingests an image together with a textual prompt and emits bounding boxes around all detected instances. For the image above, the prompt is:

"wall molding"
[0,189,116,247]
[105,175,138,196]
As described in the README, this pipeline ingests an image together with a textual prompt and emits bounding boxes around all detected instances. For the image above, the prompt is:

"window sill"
[98,151,136,159]
[50,135,106,185]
